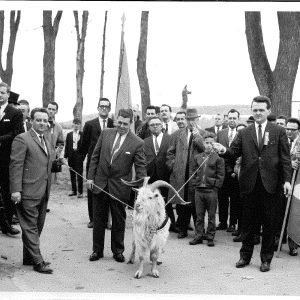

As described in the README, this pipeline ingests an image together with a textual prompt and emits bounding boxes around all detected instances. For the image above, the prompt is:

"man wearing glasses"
[79,98,114,229]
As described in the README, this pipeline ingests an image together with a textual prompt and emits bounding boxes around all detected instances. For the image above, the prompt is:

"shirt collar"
[255,120,267,131]
[32,128,43,138]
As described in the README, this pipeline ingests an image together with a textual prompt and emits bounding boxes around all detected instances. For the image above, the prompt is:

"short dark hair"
[146,105,157,113]
[227,109,240,118]
[160,104,172,112]
[117,108,133,123]
[203,131,216,140]
[267,113,277,122]
[277,115,287,121]
[73,118,81,124]
[30,107,49,120]
[175,110,186,117]
[148,116,162,124]
[252,95,271,110]
[98,97,111,108]
[47,101,59,110]
[18,99,30,106]
[287,117,300,129]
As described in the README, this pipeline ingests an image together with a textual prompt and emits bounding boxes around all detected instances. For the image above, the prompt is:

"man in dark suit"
[87,108,146,263]
[10,107,55,274]
[78,98,114,228]
[0,82,24,235]
[205,114,226,135]
[214,96,292,272]
[64,118,84,198]
[18,99,32,132]
[216,109,240,232]
[144,116,176,232]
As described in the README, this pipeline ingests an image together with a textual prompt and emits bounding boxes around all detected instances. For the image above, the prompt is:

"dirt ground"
[0,168,299,299]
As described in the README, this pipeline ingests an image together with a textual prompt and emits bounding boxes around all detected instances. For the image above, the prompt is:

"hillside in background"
[60,104,251,129]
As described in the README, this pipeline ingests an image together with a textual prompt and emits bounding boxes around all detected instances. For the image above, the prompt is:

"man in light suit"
[214,96,292,272]
[79,97,114,228]
[160,104,178,135]
[10,108,55,274]
[87,108,146,263]
[0,82,24,235]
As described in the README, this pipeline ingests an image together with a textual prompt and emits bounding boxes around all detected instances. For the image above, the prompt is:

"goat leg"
[150,250,159,278]
[134,255,144,279]
[127,240,136,264]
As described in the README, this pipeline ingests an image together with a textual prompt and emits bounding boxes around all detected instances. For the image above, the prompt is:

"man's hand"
[86,180,94,190]
[213,142,226,154]
[11,192,21,204]
[291,160,299,170]
[283,182,292,197]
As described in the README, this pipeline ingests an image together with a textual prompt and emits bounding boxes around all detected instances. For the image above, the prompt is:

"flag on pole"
[115,14,132,126]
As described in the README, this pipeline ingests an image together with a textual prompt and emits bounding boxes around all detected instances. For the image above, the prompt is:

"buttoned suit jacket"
[79,117,114,169]
[9,129,55,200]
[0,104,24,167]
[144,133,171,182]
[224,122,292,195]
[87,128,147,203]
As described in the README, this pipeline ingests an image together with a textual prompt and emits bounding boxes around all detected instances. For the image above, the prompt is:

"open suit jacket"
[87,128,147,203]
[225,122,292,195]
[79,117,114,170]
[0,104,24,167]
[64,131,83,160]
[144,133,171,182]
[9,129,55,200]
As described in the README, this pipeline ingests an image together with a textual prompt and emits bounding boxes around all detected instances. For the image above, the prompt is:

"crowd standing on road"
[0,80,299,276]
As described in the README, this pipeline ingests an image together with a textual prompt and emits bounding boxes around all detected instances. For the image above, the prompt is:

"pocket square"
[3,119,10,122]
[125,151,131,154]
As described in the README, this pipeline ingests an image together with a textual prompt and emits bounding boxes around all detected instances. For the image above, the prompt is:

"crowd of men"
[0,80,299,275]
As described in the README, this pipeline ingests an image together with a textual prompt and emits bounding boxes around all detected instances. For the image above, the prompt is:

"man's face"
[73,122,80,131]
[18,104,30,121]
[31,112,49,134]
[160,106,171,121]
[145,109,157,122]
[175,113,187,129]
[228,112,239,129]
[47,103,58,120]
[148,118,163,136]
[276,118,286,127]
[204,137,214,154]
[116,116,131,135]
[97,100,111,118]
[215,115,223,127]
[251,102,270,124]
[286,122,299,141]
[0,86,9,106]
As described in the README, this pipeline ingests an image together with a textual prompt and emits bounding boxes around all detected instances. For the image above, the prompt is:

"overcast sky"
[2,1,300,122]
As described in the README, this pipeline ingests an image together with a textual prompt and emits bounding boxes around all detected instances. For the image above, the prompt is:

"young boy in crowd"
[189,132,225,247]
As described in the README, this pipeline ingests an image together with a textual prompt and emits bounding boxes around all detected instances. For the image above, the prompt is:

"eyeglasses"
[98,105,110,109]
[149,123,162,127]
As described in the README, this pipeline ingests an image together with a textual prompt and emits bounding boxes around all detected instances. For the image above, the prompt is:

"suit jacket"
[166,128,205,201]
[9,129,55,200]
[205,125,227,135]
[144,133,171,181]
[79,117,114,166]
[163,121,178,135]
[224,122,292,194]
[45,120,64,149]
[64,130,83,159]
[87,128,147,202]
[0,104,24,167]
[217,128,238,174]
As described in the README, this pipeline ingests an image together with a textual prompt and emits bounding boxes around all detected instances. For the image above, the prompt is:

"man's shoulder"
[5,104,22,117]
[129,131,144,145]
[205,126,214,132]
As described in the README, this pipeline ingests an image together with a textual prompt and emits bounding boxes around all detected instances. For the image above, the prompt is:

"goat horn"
[121,176,150,187]
[149,180,190,205]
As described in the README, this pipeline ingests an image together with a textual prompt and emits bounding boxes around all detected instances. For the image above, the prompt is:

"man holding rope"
[214,96,292,272]
[86,108,146,263]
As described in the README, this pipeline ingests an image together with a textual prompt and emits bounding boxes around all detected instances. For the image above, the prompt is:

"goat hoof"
[127,260,134,264]
[152,270,159,278]
[134,270,143,279]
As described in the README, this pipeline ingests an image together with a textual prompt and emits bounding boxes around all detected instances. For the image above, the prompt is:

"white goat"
[122,177,188,279]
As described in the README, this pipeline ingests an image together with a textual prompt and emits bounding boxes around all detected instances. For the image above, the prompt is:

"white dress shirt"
[73,130,79,150]
[152,132,163,148]
[32,128,48,155]
[99,117,108,130]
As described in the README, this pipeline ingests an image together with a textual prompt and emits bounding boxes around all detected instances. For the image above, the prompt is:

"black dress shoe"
[260,262,270,272]
[233,234,242,242]
[236,258,250,268]
[23,260,50,266]
[189,237,203,245]
[177,232,188,239]
[68,192,77,196]
[1,223,20,235]
[207,239,215,247]
[226,225,235,233]
[89,251,103,261]
[216,223,227,230]
[113,253,125,263]
[289,248,298,256]
[232,230,240,236]
[33,262,53,274]
[169,223,179,233]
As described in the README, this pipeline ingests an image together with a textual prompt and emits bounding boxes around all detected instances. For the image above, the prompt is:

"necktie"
[39,135,47,153]
[229,130,234,146]
[154,135,160,155]
[216,127,219,134]
[103,119,106,129]
[258,124,263,149]
[111,134,122,162]
[165,123,168,133]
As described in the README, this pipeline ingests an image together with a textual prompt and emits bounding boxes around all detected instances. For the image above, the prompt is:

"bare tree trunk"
[73,11,89,122]
[0,11,21,85]
[42,11,62,108]
[245,11,300,117]
[100,11,107,99]
[137,11,150,118]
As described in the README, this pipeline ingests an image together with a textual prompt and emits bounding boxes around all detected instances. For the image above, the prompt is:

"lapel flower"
[264,131,269,146]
